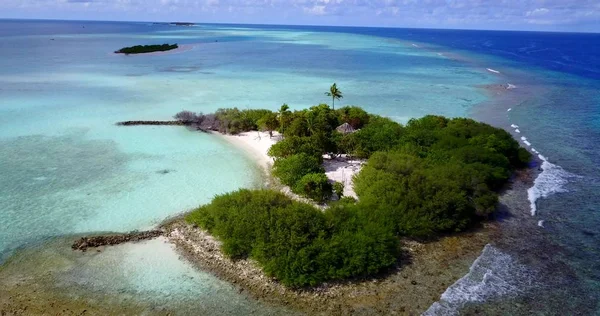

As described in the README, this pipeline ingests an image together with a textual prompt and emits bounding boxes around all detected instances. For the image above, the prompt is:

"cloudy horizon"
[1,0,599,33]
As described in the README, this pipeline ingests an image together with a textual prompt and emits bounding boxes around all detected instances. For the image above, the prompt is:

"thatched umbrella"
[336,122,355,134]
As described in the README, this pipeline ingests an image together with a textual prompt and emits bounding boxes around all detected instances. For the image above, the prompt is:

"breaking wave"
[424,245,536,316]
[527,157,578,216]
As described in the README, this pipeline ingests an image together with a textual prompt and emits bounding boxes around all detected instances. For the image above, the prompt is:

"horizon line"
[1,17,599,35]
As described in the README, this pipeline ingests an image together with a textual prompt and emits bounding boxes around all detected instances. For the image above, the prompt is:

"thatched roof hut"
[336,122,356,134]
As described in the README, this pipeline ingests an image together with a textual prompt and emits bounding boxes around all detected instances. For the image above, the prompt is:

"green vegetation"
[294,173,332,203]
[186,189,398,287]
[340,115,404,158]
[333,181,344,198]
[351,115,530,237]
[183,85,531,287]
[115,43,178,55]
[272,153,324,187]
[213,108,273,134]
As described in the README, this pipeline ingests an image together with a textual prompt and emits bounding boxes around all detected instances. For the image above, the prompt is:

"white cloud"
[1,0,599,31]
[526,7,549,17]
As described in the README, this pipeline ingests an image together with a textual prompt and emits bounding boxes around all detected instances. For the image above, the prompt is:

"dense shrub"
[352,116,530,238]
[268,136,324,160]
[272,153,324,187]
[336,106,370,129]
[186,189,399,287]
[293,173,333,203]
[354,152,480,237]
[257,112,279,135]
[333,181,344,199]
[344,115,404,158]
[284,105,338,137]
[215,108,274,134]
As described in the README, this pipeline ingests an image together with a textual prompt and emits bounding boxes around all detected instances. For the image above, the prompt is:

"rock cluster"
[71,230,163,251]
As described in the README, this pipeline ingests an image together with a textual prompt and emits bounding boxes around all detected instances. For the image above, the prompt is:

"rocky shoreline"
[161,217,498,315]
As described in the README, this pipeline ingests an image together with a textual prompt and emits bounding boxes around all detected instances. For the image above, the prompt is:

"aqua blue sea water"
[0,19,598,314]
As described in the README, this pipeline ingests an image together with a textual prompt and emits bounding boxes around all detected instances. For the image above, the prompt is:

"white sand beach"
[323,156,364,199]
[216,131,279,173]
[216,131,364,199]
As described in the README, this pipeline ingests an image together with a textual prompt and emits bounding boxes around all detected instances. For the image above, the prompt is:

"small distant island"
[152,22,196,26]
[114,43,178,55]
[170,22,195,26]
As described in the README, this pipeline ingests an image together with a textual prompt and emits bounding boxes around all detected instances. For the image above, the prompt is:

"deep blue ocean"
[0,19,598,314]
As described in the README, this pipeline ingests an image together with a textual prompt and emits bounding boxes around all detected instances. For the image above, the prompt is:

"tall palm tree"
[325,83,343,110]
[278,103,290,135]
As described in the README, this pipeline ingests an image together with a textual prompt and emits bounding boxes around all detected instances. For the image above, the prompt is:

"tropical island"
[114,43,178,55]
[110,84,531,312]
[170,22,195,26]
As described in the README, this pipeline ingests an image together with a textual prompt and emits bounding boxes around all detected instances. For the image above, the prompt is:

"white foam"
[412,43,420,48]
[506,83,517,89]
[487,68,500,74]
[424,244,535,316]
[538,220,545,227]
[33,176,47,181]
[520,136,531,146]
[511,124,519,128]
[527,156,578,216]
[507,108,512,112]
[515,129,520,133]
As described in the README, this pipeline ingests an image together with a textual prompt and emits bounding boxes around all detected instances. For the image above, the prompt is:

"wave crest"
[527,158,578,216]
[424,245,535,316]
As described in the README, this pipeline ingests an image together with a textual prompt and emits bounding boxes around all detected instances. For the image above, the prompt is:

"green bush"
[351,116,529,237]
[186,189,399,287]
[257,112,279,135]
[215,108,275,134]
[293,173,333,203]
[268,136,323,160]
[272,153,324,187]
[333,181,344,198]
[346,115,404,158]
[336,106,370,129]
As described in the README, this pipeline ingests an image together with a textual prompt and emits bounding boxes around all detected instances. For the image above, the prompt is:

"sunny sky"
[1,0,599,32]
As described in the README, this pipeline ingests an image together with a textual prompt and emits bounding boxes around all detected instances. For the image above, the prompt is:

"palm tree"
[325,83,343,110]
[278,103,290,135]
